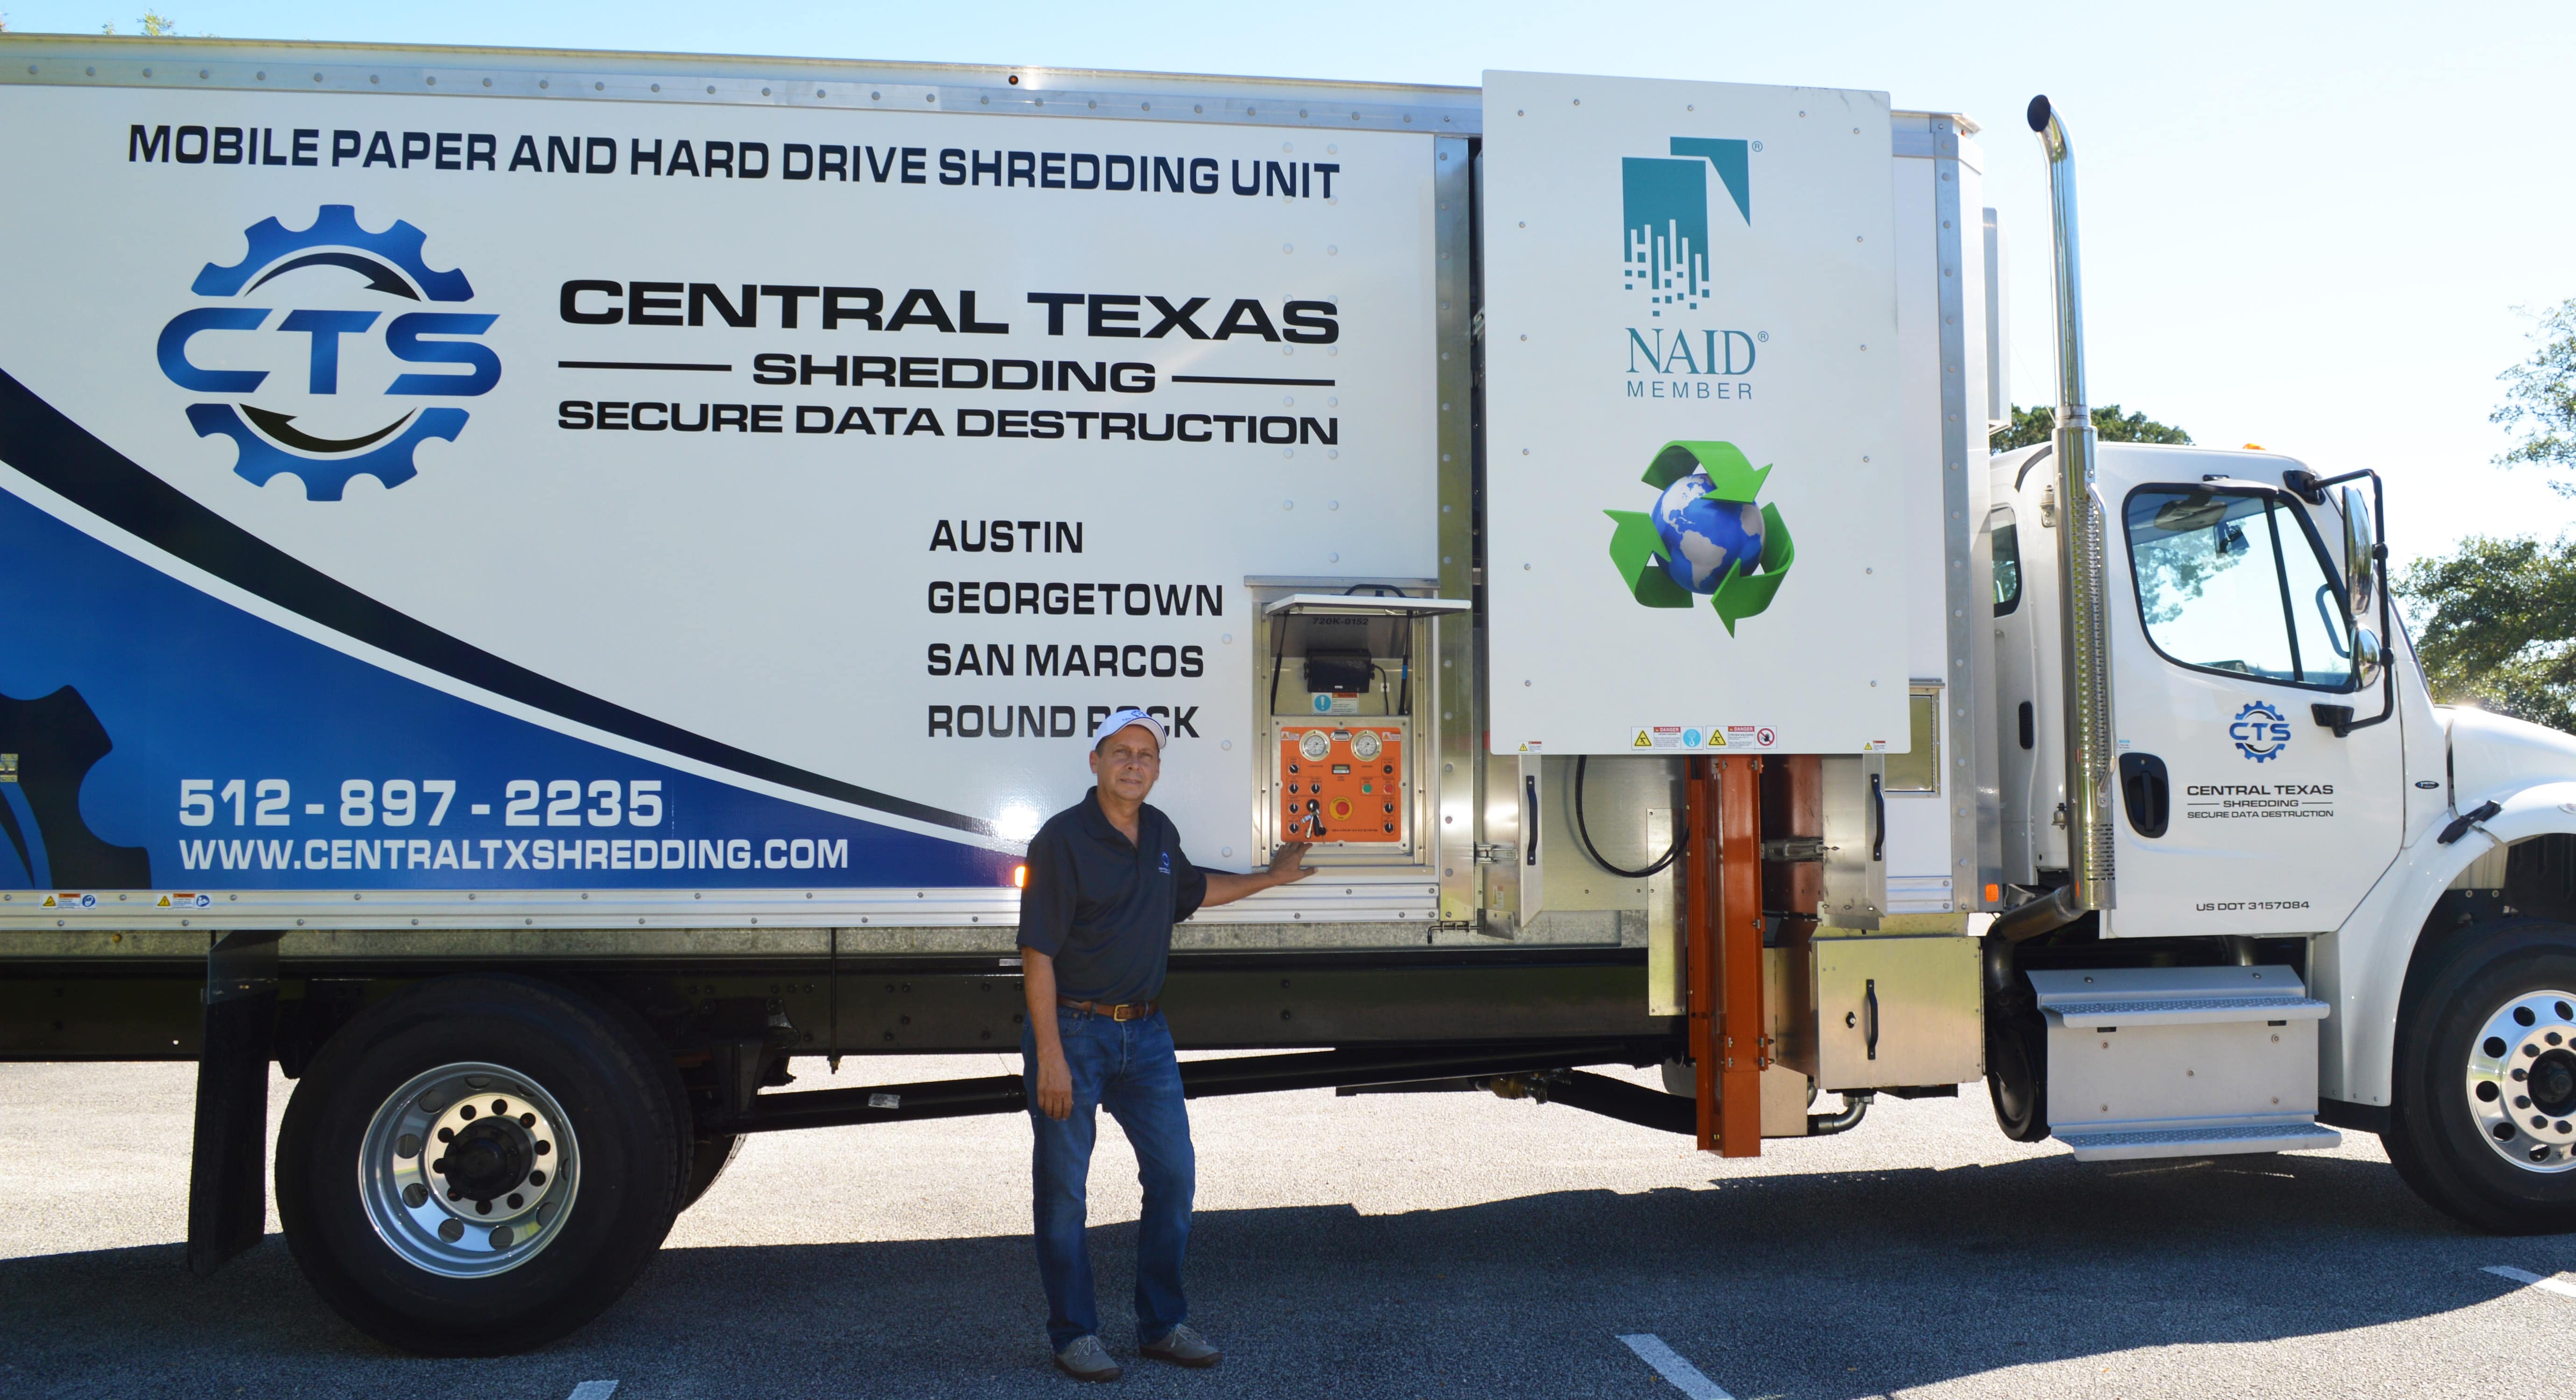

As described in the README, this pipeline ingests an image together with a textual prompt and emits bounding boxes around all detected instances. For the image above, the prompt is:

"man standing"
[1017,707,1313,1382]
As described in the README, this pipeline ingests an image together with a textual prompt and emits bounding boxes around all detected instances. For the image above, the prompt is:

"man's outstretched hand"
[1267,841,1316,886]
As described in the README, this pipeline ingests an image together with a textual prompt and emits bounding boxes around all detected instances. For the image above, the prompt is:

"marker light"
[1013,864,1028,889]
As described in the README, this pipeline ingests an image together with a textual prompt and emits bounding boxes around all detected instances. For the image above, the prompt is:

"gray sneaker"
[1141,1322,1222,1368]
[1055,1334,1121,1382]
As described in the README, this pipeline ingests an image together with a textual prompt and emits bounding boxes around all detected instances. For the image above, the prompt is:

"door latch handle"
[2118,752,2170,838]
[1523,774,1539,866]
[1864,978,1880,1061]
[1869,774,1885,863]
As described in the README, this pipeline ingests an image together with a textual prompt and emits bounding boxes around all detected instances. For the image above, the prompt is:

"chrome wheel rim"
[358,1061,579,1277]
[2466,989,2576,1174]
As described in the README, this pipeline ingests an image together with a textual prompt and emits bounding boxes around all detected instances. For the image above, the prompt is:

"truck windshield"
[2123,488,2356,691]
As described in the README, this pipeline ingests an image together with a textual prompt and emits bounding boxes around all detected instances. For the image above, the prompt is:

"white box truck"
[4,35,2575,1355]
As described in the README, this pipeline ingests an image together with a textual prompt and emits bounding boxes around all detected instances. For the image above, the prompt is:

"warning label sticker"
[1628,726,1770,750]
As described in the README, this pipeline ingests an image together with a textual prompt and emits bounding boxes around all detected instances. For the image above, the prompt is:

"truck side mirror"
[2351,626,2384,690]
[2341,484,2376,620]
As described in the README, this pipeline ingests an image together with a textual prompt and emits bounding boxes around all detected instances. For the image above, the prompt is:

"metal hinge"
[0,753,16,783]
[2040,482,2057,528]
[1472,843,1513,864]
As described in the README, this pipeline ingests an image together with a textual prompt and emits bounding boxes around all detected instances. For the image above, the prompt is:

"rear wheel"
[2385,919,2576,1234]
[276,976,683,1354]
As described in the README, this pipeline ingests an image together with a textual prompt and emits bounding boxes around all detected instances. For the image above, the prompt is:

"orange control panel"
[1277,725,1405,843]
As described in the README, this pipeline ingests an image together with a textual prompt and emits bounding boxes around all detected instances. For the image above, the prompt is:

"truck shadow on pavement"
[1,1149,2568,1398]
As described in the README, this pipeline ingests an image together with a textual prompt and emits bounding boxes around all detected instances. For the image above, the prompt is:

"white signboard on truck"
[1480,71,1906,756]
[0,82,1439,918]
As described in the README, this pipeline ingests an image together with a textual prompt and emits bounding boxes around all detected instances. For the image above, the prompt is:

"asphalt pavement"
[2,1054,2569,1399]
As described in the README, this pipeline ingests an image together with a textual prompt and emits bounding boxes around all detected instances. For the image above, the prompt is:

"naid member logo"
[1603,440,1794,634]
[157,206,499,500]
[1622,138,1750,313]
[1620,137,1760,399]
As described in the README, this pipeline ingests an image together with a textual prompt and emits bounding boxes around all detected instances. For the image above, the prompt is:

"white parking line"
[1618,1333,1734,1400]
[567,1383,620,1400]
[2483,1264,2576,1299]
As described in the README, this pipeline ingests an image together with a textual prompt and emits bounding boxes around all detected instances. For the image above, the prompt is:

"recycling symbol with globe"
[1603,440,1793,634]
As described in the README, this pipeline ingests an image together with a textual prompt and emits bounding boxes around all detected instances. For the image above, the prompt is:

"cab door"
[2104,466,2403,936]
[1986,475,2063,887]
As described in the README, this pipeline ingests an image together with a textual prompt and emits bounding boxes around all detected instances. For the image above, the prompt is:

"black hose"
[1573,755,1686,879]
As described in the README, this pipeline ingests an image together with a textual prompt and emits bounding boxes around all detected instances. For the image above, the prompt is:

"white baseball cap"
[1093,707,1168,750]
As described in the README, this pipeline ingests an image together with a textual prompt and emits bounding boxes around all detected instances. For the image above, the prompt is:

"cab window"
[2123,488,2355,691]
[1990,507,2022,618]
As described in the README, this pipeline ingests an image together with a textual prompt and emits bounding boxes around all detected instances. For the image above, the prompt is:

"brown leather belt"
[1058,996,1158,1021]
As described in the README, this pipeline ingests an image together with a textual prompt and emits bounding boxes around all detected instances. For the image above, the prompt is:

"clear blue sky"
[5,0,2569,571]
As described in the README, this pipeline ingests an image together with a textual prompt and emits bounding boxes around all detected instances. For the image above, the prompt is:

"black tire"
[555,976,696,1207]
[276,975,683,1355]
[679,1132,745,1212]
[2385,918,2576,1234]
[1985,1008,2049,1143]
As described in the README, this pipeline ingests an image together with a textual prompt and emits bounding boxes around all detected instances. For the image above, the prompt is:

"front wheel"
[276,975,684,1354]
[2384,918,2576,1234]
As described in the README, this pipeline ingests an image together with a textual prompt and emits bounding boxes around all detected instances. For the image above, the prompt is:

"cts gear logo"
[157,206,499,500]
[2230,700,2292,763]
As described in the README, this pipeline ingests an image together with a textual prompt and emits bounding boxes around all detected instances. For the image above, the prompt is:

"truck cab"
[1985,431,2576,1230]
[1990,440,2418,938]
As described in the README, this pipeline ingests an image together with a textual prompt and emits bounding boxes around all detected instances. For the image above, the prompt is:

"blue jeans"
[1023,1006,1195,1350]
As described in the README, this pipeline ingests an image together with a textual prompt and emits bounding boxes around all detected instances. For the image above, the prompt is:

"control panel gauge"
[1349,729,1384,762]
[1299,730,1333,762]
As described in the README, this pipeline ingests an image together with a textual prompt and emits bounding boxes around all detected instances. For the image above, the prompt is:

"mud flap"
[187,929,281,1276]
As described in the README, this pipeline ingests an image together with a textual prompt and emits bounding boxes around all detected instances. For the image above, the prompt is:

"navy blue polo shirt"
[1016,787,1207,1005]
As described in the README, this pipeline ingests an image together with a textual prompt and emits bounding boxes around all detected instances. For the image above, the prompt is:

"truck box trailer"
[5,34,2576,1355]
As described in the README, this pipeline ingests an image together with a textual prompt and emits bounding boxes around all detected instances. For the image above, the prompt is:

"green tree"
[1991,403,2193,452]
[2495,297,2576,491]
[100,11,179,33]
[2399,534,2576,731]
[2394,296,2576,731]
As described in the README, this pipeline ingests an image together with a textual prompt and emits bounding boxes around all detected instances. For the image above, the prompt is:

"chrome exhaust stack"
[1996,94,2116,942]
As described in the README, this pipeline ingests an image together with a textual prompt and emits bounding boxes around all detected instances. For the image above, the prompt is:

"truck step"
[2029,965,2329,1027]
[2032,964,2334,1162]
[2056,1120,2341,1162]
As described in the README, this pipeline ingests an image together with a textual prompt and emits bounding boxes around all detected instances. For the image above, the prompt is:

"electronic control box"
[1252,585,1464,864]
[1277,723,1407,844]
